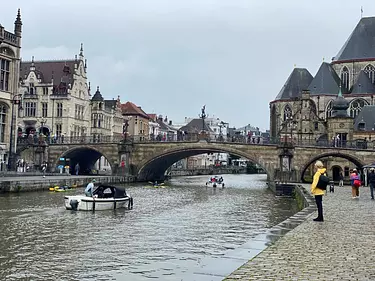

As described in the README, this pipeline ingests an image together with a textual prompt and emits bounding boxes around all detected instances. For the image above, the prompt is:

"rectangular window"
[56,124,62,136]
[25,102,36,117]
[42,102,48,117]
[43,87,48,95]
[314,122,319,131]
[0,59,10,91]
[57,103,63,117]
[0,104,6,142]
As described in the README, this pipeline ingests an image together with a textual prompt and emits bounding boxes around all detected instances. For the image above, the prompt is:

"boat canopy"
[93,185,128,198]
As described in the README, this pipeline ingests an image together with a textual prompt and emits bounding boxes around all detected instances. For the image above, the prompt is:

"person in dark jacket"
[368,168,375,200]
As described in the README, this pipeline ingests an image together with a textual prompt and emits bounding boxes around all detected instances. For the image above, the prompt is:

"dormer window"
[358,121,366,131]
[29,83,35,95]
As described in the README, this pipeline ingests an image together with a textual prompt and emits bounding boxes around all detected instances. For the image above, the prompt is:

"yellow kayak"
[49,186,73,192]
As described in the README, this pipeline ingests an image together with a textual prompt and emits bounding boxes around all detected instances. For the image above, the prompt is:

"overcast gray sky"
[2,0,375,129]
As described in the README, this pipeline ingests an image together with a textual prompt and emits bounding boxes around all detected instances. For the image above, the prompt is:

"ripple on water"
[0,174,299,281]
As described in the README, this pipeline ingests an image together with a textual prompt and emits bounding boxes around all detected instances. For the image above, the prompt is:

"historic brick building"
[0,9,22,167]
[270,16,375,180]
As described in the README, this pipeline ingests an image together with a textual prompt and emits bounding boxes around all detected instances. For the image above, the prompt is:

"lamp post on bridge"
[8,94,23,171]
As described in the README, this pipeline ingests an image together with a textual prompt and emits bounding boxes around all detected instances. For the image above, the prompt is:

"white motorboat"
[64,184,133,211]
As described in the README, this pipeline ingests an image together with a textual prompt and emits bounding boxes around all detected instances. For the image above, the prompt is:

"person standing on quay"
[368,168,375,200]
[339,171,344,187]
[311,160,326,222]
[350,169,360,199]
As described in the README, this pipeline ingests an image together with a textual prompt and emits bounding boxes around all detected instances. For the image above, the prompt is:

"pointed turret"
[92,86,104,101]
[14,9,22,37]
[331,86,349,118]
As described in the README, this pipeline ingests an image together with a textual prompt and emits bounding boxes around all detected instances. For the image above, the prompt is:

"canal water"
[0,174,299,281]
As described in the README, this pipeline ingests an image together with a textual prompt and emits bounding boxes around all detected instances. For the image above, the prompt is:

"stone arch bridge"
[19,140,375,184]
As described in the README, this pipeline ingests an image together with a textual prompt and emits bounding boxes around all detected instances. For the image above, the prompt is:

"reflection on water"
[0,174,299,281]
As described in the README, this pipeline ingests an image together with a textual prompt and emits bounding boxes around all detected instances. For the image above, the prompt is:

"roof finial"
[361,6,363,18]
[79,43,84,58]
[338,85,343,97]
[31,56,34,64]
[323,57,325,62]
[14,8,22,36]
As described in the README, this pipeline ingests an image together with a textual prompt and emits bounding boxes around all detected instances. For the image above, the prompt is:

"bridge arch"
[300,151,365,182]
[136,144,273,182]
[53,146,115,175]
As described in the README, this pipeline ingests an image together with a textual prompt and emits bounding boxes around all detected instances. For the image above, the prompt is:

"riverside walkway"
[224,184,375,281]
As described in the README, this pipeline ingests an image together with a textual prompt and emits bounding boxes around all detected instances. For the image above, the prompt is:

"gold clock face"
[339,123,345,128]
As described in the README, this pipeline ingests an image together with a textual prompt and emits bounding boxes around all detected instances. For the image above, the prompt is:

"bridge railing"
[16,134,375,150]
[17,135,124,145]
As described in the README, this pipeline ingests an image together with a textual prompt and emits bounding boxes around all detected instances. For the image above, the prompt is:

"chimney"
[164,116,168,123]
[169,120,172,126]
[158,115,163,122]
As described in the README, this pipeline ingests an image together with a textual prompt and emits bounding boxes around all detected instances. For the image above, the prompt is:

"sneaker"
[352,197,357,199]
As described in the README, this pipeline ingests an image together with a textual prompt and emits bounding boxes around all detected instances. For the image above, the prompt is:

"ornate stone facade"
[0,10,22,166]
[19,45,90,139]
[270,16,375,181]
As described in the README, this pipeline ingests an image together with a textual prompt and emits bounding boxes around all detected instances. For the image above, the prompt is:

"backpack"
[353,179,361,187]
[316,173,330,190]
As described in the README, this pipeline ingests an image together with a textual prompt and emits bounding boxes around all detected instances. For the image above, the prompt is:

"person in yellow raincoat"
[311,160,326,222]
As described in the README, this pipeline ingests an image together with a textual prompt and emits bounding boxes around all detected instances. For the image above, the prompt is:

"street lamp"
[8,94,23,171]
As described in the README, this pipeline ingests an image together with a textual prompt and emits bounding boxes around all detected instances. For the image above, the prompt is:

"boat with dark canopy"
[64,184,133,211]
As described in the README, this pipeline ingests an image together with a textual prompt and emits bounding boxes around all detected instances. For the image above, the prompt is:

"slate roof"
[104,100,117,111]
[121,102,149,119]
[354,105,375,131]
[334,17,375,62]
[275,68,313,100]
[20,60,75,86]
[308,62,344,95]
[92,86,104,101]
[179,118,213,133]
[351,70,375,94]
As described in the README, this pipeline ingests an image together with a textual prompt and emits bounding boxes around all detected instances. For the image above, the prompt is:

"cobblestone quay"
[225,184,375,281]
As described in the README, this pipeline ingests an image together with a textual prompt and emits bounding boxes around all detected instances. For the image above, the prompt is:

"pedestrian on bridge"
[311,160,326,222]
[75,163,80,176]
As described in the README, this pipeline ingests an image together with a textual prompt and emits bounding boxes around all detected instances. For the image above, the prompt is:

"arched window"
[326,100,333,119]
[0,103,7,142]
[341,66,350,90]
[364,64,375,84]
[349,99,368,118]
[283,104,292,121]
[309,100,317,116]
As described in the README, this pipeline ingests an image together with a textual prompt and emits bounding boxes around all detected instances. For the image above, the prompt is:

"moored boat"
[64,184,133,211]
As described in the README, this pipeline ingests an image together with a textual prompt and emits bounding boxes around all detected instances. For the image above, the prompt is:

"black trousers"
[315,195,323,219]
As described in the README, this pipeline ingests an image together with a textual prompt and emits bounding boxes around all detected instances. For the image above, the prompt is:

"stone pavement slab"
[224,184,375,281]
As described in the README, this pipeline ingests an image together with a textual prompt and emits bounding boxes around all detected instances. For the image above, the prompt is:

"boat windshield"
[93,185,127,198]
